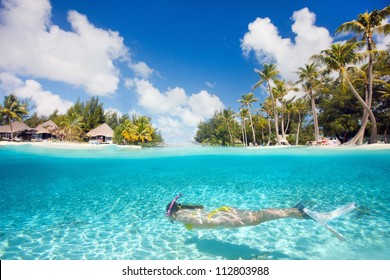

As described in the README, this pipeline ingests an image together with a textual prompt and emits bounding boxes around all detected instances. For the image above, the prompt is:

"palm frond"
[374,23,390,35]
[378,5,390,18]
[253,80,263,90]
[336,20,365,35]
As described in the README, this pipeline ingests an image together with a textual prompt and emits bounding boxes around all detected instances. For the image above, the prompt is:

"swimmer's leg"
[252,207,303,225]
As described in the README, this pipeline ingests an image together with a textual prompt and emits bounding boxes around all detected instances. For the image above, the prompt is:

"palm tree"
[219,109,235,145]
[296,63,321,141]
[272,80,297,143]
[348,66,388,144]
[121,119,137,144]
[254,64,281,144]
[337,6,390,143]
[0,94,28,141]
[260,98,274,146]
[60,112,84,141]
[238,108,249,146]
[292,98,308,145]
[238,93,258,145]
[125,115,154,143]
[313,41,377,145]
[132,123,154,143]
[284,100,294,135]
[272,80,286,142]
[256,115,268,146]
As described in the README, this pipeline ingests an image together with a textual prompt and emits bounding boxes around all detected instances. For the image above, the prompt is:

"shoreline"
[0,140,389,151]
[0,141,142,149]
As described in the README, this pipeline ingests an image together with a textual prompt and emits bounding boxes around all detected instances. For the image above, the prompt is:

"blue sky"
[0,0,389,143]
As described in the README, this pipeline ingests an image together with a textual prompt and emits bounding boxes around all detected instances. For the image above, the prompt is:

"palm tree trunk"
[367,37,377,144]
[280,100,286,141]
[349,111,369,145]
[243,121,248,146]
[241,121,245,146]
[295,112,301,145]
[267,114,271,146]
[247,107,256,145]
[285,113,291,135]
[310,89,320,141]
[9,117,14,141]
[227,123,233,145]
[268,82,280,145]
[345,83,369,145]
[344,72,377,145]
[242,119,248,146]
[261,127,265,145]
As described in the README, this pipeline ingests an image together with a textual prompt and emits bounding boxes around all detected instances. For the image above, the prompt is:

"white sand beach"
[0,141,142,149]
[333,143,390,150]
[245,143,390,151]
[0,140,389,150]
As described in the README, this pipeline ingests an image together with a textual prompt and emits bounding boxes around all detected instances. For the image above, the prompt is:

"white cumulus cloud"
[156,116,196,144]
[0,73,73,115]
[188,90,224,119]
[129,61,154,79]
[0,0,133,96]
[126,78,225,143]
[241,8,333,81]
[126,78,188,114]
[104,107,123,118]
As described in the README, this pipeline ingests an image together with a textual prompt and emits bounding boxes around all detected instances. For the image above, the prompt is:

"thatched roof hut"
[0,121,34,140]
[87,123,113,137]
[34,120,58,134]
[87,123,113,144]
[0,121,32,132]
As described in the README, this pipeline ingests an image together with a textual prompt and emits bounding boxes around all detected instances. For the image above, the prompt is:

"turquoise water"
[1,144,390,260]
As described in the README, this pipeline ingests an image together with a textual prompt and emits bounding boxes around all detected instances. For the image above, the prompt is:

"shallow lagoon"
[1,144,389,259]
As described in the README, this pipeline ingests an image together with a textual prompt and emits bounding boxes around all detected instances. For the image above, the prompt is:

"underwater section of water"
[0,144,389,259]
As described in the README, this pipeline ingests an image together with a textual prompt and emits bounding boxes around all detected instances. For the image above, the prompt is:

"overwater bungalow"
[0,121,34,141]
[86,123,114,144]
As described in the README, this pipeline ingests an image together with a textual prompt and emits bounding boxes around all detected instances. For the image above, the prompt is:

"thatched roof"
[0,121,33,133]
[0,125,7,133]
[86,123,113,137]
[34,120,58,134]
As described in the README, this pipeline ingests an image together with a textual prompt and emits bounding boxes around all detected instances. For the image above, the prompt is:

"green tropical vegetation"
[114,114,163,146]
[0,95,163,146]
[254,63,280,144]
[238,93,258,145]
[0,94,28,141]
[194,109,240,146]
[195,6,390,146]
[336,5,390,144]
[295,62,323,142]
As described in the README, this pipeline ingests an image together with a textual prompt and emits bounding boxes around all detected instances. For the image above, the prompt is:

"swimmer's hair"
[181,204,204,210]
[166,202,204,216]
[166,202,180,216]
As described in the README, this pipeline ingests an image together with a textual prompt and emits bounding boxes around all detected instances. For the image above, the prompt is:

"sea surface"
[0,144,389,260]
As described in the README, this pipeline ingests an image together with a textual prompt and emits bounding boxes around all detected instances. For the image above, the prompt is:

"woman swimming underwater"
[166,194,356,240]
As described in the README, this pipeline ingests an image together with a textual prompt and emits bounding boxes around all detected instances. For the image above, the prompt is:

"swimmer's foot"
[293,202,312,220]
